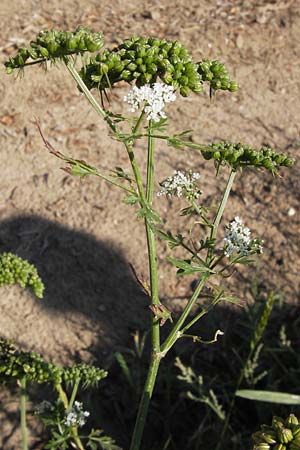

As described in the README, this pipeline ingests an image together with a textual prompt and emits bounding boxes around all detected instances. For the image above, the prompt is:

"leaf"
[67,160,99,177]
[168,257,211,276]
[174,129,193,138]
[235,256,255,265]
[199,238,216,250]
[149,117,168,132]
[236,390,300,405]
[180,206,197,217]
[105,111,127,123]
[155,230,183,249]
[137,205,162,224]
[123,194,138,205]
[113,167,132,182]
[167,137,182,149]
[87,428,122,450]
[115,352,134,389]
[222,296,241,305]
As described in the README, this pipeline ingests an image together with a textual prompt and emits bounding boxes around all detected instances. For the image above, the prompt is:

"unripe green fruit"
[85,39,100,52]
[273,445,286,450]
[143,73,152,83]
[290,442,300,450]
[229,81,239,91]
[255,443,271,450]
[77,38,86,50]
[147,63,158,74]
[66,36,78,50]
[179,86,190,97]
[121,70,131,80]
[173,70,182,80]
[278,427,294,444]
[293,427,300,438]
[38,46,49,57]
[136,57,143,66]
[47,40,59,55]
[127,62,137,72]
[99,63,109,74]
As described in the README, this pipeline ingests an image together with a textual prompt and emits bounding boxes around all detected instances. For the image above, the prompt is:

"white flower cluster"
[65,401,90,428]
[223,216,263,257]
[157,170,201,199]
[124,83,176,122]
[34,400,52,415]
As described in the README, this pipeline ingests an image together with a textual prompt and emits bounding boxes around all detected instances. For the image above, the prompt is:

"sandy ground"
[0,0,299,448]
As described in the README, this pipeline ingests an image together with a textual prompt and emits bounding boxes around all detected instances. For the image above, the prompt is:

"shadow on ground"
[1,214,299,450]
[0,213,150,348]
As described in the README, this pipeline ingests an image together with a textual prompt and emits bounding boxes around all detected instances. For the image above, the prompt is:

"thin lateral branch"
[35,117,59,156]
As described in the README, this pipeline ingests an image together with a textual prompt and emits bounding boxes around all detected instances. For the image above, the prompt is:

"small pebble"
[288,207,296,217]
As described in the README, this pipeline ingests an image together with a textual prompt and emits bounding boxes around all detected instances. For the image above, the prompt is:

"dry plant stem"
[20,377,28,450]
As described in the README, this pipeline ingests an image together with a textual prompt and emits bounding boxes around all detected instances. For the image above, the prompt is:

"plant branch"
[55,382,85,450]
[20,377,28,450]
[63,56,119,135]
[129,120,161,450]
[206,169,236,263]
[160,274,209,355]
[129,355,161,450]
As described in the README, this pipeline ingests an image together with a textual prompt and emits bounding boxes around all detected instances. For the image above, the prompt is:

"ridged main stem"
[129,122,161,450]
[20,377,28,450]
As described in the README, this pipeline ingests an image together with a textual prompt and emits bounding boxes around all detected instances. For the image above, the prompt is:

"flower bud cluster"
[65,401,90,427]
[81,35,216,96]
[124,83,176,122]
[0,338,62,383]
[201,142,294,172]
[252,414,300,450]
[198,59,238,93]
[223,216,263,257]
[0,252,44,298]
[5,27,103,73]
[157,170,201,200]
[0,339,107,387]
[63,363,107,388]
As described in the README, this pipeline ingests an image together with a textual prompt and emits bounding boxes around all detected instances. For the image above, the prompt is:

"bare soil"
[0,1,299,448]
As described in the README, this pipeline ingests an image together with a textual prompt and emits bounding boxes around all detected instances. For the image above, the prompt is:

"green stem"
[129,121,161,450]
[129,355,161,450]
[161,274,209,355]
[125,144,146,202]
[20,377,28,450]
[71,428,85,450]
[68,378,80,411]
[133,110,145,134]
[55,382,85,450]
[63,56,119,135]
[181,308,208,334]
[95,172,136,194]
[55,382,69,409]
[145,121,160,351]
[146,121,155,204]
[206,170,236,263]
